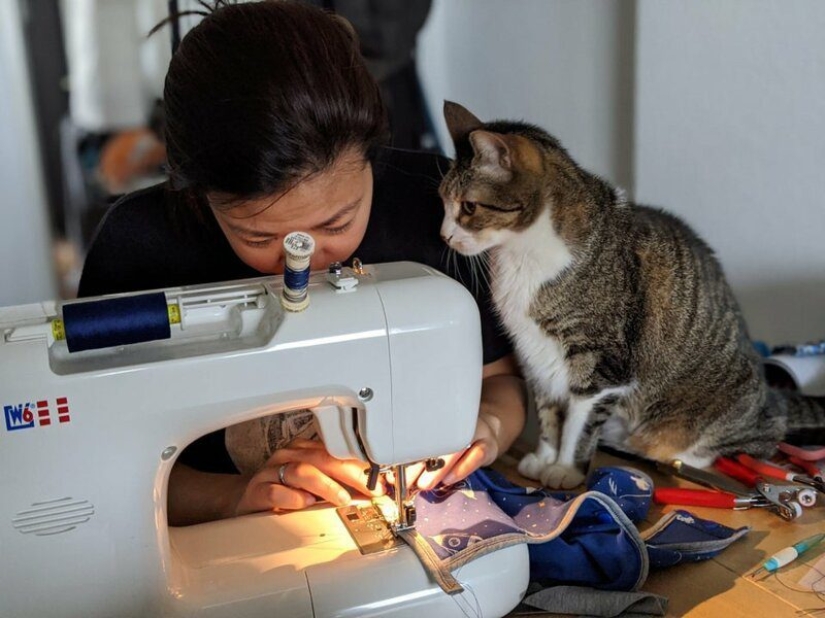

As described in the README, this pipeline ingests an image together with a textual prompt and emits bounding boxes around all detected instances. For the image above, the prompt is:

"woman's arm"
[167,463,249,526]
[167,440,387,526]
[474,354,528,467]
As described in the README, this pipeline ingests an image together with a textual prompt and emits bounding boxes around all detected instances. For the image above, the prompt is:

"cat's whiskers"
[471,253,492,296]
[447,246,469,291]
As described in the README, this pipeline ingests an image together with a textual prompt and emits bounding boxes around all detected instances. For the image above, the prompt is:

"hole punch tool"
[715,456,818,510]
[659,459,804,520]
[736,453,825,497]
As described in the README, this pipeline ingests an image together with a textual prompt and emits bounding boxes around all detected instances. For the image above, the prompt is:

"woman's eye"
[461,201,476,216]
[244,238,275,248]
[324,219,355,235]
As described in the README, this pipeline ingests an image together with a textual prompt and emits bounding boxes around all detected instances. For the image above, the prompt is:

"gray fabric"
[225,408,318,474]
[518,585,668,617]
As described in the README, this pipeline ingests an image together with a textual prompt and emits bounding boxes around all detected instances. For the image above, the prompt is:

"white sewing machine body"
[0,262,528,618]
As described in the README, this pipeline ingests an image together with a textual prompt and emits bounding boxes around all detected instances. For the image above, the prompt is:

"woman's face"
[210,150,373,274]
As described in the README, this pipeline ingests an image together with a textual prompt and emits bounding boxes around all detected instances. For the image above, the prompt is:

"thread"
[281,231,315,312]
[62,292,171,353]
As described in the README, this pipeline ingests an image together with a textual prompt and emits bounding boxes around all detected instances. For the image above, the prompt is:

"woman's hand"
[407,413,500,490]
[234,438,386,516]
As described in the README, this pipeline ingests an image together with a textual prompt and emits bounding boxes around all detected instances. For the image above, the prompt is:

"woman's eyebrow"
[223,222,275,238]
[311,199,361,230]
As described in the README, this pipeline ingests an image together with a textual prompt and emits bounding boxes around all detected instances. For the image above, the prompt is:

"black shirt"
[79,147,511,472]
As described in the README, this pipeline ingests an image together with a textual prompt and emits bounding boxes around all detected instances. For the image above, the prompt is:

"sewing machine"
[1,261,529,618]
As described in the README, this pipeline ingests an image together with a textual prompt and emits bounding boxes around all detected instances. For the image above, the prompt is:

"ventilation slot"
[12,497,94,536]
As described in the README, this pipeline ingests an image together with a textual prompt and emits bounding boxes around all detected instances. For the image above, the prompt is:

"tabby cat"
[439,101,825,489]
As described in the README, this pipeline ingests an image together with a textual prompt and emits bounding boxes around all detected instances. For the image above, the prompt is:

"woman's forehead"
[215,155,371,227]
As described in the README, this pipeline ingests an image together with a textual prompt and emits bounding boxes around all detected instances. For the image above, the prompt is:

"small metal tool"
[754,481,804,520]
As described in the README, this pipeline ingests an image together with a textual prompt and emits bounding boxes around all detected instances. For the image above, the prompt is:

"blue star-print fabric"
[412,466,748,591]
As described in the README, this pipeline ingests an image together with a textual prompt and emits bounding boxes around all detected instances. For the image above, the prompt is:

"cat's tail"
[774,389,825,444]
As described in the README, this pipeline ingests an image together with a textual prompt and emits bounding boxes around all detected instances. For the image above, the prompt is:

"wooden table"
[496,447,825,617]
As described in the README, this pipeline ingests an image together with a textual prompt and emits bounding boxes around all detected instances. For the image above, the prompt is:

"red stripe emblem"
[37,400,51,426]
[56,397,70,423]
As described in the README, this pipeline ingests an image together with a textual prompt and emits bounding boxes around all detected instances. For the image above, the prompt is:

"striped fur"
[439,101,824,488]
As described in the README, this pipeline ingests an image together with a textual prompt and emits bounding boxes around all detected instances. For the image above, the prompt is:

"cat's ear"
[443,101,484,145]
[469,130,513,180]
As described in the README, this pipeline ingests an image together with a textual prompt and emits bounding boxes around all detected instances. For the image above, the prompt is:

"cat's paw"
[539,464,586,489]
[518,452,553,480]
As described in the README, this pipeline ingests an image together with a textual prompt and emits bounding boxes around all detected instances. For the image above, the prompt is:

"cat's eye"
[461,201,477,216]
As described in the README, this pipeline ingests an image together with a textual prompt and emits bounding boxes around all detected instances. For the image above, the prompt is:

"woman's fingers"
[236,438,396,516]
[281,461,352,506]
[236,465,316,515]
[442,442,491,485]
[416,438,495,490]
[415,455,459,490]
[269,444,386,497]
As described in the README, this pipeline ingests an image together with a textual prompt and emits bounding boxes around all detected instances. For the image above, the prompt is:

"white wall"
[634,1,825,344]
[418,0,636,191]
[0,0,56,306]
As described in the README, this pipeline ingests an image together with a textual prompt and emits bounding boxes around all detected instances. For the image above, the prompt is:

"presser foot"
[390,503,417,535]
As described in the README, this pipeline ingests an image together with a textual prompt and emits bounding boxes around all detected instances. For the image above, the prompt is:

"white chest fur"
[491,216,574,401]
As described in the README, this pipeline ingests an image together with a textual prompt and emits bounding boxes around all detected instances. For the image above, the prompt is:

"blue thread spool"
[281,231,315,312]
[62,292,171,353]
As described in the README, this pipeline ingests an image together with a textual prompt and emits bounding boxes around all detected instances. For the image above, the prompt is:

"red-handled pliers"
[787,455,825,479]
[714,456,762,487]
[737,453,825,495]
[714,455,815,515]
[653,487,770,510]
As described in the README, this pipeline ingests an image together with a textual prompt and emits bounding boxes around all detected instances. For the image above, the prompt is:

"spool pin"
[281,231,316,312]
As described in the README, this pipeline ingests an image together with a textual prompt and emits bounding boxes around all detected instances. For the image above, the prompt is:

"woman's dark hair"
[162,1,388,205]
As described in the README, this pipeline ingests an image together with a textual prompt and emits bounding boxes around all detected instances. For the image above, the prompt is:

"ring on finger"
[278,463,291,487]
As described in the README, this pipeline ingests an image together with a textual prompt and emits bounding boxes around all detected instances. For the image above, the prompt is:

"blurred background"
[1,0,823,347]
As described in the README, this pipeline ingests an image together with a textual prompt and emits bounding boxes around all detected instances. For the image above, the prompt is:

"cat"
[438,101,825,489]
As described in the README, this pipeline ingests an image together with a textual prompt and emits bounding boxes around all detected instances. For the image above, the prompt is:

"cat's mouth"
[445,237,482,256]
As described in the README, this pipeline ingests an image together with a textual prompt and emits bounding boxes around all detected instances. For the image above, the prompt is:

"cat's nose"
[441,233,452,243]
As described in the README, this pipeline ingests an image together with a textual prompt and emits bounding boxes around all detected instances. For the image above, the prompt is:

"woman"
[79,1,526,526]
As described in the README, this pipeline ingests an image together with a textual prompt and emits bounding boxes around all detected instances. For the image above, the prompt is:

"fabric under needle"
[750,533,825,578]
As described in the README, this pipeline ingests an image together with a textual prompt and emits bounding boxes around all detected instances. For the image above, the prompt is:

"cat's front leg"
[540,392,618,489]
[517,402,562,480]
